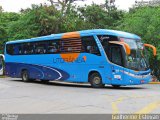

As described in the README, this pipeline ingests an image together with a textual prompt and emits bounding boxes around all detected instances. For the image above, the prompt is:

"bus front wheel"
[21,70,30,82]
[89,73,105,88]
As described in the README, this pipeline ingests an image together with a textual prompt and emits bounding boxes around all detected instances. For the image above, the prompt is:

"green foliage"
[0,1,123,39]
[0,11,20,47]
[78,4,110,29]
[0,26,7,39]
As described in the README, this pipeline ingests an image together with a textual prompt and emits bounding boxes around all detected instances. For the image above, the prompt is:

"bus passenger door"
[109,45,125,85]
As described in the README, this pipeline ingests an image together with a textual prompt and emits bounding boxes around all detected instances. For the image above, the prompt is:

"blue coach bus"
[4,29,156,88]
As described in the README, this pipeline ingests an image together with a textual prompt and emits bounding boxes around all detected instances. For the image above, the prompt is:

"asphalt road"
[0,77,160,114]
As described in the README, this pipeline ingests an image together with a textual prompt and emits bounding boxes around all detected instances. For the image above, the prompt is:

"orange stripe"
[109,41,131,55]
[62,32,80,39]
[61,32,81,62]
[63,47,81,49]
[63,39,81,42]
[63,42,82,44]
[63,43,82,45]
[63,44,82,47]
[63,38,81,41]
[63,48,82,50]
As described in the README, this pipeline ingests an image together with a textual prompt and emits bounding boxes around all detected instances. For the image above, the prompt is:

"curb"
[149,82,160,84]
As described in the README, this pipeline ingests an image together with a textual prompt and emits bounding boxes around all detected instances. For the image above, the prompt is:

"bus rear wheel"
[89,73,105,88]
[21,70,30,82]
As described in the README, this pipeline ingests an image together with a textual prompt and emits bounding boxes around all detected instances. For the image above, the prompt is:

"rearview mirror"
[144,44,156,56]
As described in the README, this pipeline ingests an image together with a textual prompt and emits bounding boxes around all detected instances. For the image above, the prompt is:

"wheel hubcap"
[94,77,101,85]
[23,73,27,81]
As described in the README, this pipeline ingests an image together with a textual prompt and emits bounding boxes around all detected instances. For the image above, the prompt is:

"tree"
[0,27,7,41]
[0,11,20,52]
[77,0,124,29]
[0,6,3,12]
[47,0,85,13]
[5,0,124,39]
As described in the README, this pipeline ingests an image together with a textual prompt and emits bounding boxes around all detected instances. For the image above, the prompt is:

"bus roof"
[6,29,141,44]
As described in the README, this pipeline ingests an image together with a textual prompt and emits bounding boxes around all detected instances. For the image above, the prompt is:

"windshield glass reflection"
[122,38,149,71]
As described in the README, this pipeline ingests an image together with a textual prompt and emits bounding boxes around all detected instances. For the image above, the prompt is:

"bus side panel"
[63,53,110,84]
[5,62,70,80]
[5,53,111,84]
[5,54,70,80]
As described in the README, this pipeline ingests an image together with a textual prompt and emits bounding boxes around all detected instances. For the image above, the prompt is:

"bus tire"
[89,72,105,88]
[112,85,121,88]
[21,70,30,82]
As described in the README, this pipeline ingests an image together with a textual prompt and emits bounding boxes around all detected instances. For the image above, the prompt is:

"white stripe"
[123,71,150,78]
[34,64,62,80]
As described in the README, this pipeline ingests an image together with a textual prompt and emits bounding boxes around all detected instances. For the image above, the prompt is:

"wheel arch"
[88,70,103,83]
[20,68,29,76]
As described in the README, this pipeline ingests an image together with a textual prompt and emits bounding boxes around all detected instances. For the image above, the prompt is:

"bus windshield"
[122,38,149,71]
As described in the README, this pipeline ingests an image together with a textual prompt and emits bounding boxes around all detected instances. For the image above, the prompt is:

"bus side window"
[35,42,47,54]
[23,43,29,54]
[60,38,82,53]
[110,46,123,66]
[97,35,119,57]
[21,43,34,55]
[81,36,101,56]
[18,45,23,55]
[13,44,19,55]
[6,44,14,55]
[28,43,34,54]
[7,43,23,55]
[47,40,60,54]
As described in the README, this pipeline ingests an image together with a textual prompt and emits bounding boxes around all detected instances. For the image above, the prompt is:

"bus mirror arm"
[109,41,131,55]
[144,44,157,56]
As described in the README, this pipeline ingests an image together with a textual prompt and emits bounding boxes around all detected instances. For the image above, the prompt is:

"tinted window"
[81,36,101,56]
[60,38,82,53]
[6,44,14,55]
[34,42,47,54]
[21,43,34,54]
[110,46,123,66]
[47,40,60,54]
[98,35,118,56]
[17,44,23,55]
[6,37,100,56]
